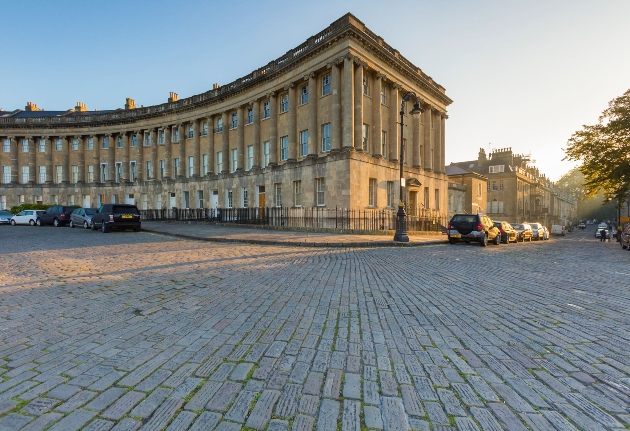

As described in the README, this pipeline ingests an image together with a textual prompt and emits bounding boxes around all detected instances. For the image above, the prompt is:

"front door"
[409,191,418,216]
[210,190,218,208]
[258,186,266,218]
[83,195,91,208]
[169,193,176,208]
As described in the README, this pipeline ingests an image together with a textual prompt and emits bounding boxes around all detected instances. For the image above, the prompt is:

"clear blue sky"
[3,0,629,181]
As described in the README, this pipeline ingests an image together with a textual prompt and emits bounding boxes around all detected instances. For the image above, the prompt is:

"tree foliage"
[9,203,51,215]
[564,89,630,209]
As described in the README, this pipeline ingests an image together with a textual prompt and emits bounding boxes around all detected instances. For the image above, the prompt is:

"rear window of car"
[451,215,477,223]
[63,206,79,212]
[512,224,523,229]
[113,205,139,214]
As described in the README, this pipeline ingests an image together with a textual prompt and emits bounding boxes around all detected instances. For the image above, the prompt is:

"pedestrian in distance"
[600,227,607,242]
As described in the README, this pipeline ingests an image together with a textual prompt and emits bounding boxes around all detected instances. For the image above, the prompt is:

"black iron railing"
[139,207,446,232]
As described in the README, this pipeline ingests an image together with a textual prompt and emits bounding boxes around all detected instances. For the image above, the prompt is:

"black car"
[36,205,80,227]
[91,204,141,233]
[493,221,518,244]
[447,213,501,246]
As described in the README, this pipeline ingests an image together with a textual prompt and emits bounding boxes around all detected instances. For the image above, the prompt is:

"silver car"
[69,208,98,229]
[528,222,549,240]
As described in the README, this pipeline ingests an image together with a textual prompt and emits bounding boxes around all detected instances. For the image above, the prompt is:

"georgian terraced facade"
[0,14,452,216]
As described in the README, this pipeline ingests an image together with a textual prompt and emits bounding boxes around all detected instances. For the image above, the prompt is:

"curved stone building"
[0,14,452,217]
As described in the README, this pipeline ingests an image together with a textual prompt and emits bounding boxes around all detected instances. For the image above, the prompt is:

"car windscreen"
[451,215,477,223]
[113,206,139,214]
[84,209,97,215]
[512,224,523,229]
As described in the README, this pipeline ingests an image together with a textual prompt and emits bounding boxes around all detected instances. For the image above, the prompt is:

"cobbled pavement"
[0,226,629,431]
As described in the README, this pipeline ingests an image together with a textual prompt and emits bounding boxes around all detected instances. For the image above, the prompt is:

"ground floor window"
[294,181,302,207]
[387,181,395,208]
[369,178,377,207]
[315,178,325,206]
[275,183,282,207]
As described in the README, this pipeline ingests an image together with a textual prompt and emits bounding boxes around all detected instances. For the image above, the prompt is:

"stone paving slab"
[141,221,446,247]
[0,226,629,430]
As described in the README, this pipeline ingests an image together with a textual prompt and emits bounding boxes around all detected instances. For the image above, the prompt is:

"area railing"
[139,207,446,233]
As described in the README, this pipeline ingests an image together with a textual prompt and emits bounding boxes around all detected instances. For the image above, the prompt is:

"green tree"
[564,89,630,209]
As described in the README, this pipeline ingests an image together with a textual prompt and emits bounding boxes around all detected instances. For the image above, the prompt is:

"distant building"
[445,165,488,219]
[450,148,576,226]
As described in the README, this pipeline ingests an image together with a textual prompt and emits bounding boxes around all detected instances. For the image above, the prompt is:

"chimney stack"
[125,98,136,110]
[25,102,40,111]
[212,83,220,90]
[168,92,178,103]
[75,102,87,112]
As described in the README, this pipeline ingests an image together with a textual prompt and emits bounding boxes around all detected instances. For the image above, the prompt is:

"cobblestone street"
[1,226,629,431]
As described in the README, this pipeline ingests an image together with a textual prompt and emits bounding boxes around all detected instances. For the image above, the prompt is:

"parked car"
[551,225,566,236]
[70,208,98,229]
[621,225,630,250]
[10,210,46,226]
[528,222,549,240]
[493,221,518,244]
[0,210,13,225]
[578,222,586,230]
[512,223,533,242]
[91,204,141,233]
[447,213,501,246]
[36,205,80,227]
[595,223,611,239]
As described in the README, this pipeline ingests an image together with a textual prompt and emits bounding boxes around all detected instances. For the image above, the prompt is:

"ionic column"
[164,127,172,178]
[252,102,261,168]
[77,136,85,183]
[221,112,229,172]
[62,136,70,183]
[287,84,297,161]
[331,61,341,151]
[440,113,446,172]
[389,84,400,161]
[353,60,364,150]
[150,129,158,180]
[236,106,245,170]
[423,107,433,171]
[192,120,200,177]
[307,73,318,156]
[342,56,354,149]
[269,93,278,165]
[27,137,36,183]
[93,135,101,183]
[433,113,441,173]
[44,136,52,183]
[135,130,144,181]
[206,117,214,175]
[412,107,421,168]
[9,137,17,183]
[122,133,130,181]
[108,134,116,182]
[178,123,185,178]
[372,74,384,157]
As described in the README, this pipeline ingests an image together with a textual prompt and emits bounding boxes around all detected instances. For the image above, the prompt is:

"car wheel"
[493,234,500,245]
[36,218,42,226]
[84,221,89,229]
[53,218,59,227]
[29,219,35,226]
[479,233,488,247]
[70,220,75,228]
[10,220,16,226]
[102,223,110,233]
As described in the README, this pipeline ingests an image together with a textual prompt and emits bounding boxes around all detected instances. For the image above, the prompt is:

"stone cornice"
[0,13,451,130]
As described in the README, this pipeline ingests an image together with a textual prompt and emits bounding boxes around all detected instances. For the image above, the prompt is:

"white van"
[551,225,565,236]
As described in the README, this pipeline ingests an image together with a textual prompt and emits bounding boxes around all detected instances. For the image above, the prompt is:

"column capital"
[440,112,448,119]
[41,136,49,140]
[266,91,276,98]
[283,83,296,91]
[303,72,315,81]
[391,82,403,91]
[73,135,82,139]
[353,57,366,67]
[23,135,32,140]
[134,130,143,135]
[375,72,386,80]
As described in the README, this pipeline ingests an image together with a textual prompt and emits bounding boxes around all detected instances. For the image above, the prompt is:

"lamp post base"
[393,204,409,243]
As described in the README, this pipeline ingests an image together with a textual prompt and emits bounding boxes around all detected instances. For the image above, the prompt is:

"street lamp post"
[394,92,423,242]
